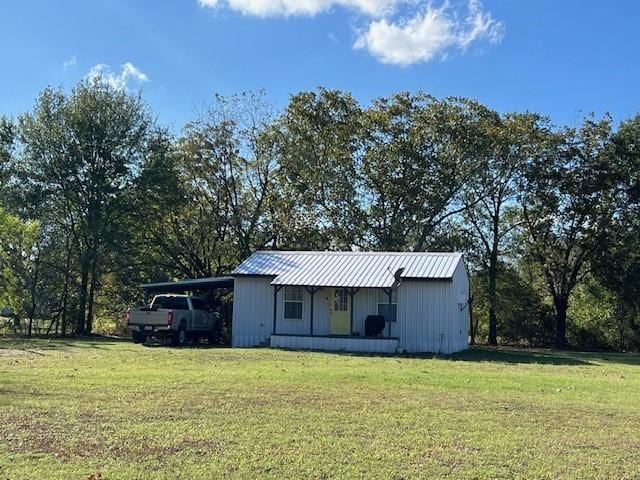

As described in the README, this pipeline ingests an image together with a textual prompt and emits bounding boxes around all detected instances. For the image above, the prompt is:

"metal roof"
[141,276,234,293]
[233,251,463,288]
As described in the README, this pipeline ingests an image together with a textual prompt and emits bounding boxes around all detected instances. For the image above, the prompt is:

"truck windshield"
[152,296,189,310]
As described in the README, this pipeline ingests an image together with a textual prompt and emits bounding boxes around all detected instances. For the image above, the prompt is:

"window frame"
[283,286,304,320]
[377,288,397,323]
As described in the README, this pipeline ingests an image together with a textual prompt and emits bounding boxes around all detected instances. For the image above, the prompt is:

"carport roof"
[141,276,234,293]
[233,251,463,288]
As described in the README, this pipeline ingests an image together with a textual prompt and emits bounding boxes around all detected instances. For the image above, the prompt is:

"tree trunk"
[554,297,568,349]
[85,260,97,335]
[86,286,94,335]
[46,317,57,335]
[469,293,477,346]
[60,238,72,336]
[60,284,69,336]
[76,260,89,335]
[487,251,498,346]
[27,250,40,337]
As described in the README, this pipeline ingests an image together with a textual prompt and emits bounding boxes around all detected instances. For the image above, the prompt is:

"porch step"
[270,334,399,354]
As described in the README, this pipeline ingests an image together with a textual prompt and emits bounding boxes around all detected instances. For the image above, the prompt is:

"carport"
[141,276,234,302]
[141,276,235,338]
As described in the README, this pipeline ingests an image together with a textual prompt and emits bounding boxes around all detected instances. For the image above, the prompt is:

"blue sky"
[1,1,639,131]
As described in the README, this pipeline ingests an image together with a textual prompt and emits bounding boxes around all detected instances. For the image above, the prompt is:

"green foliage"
[2,81,640,351]
[15,79,154,334]
[0,207,38,312]
[520,116,622,348]
[462,112,549,344]
[273,88,365,248]
[472,264,554,346]
[0,117,14,197]
[361,94,493,250]
[567,278,622,350]
[588,114,640,351]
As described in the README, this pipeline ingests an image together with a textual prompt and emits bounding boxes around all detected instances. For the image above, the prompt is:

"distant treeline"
[0,81,638,350]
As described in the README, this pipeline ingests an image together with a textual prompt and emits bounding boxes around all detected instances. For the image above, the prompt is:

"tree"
[463,113,548,345]
[273,88,365,249]
[18,80,153,334]
[149,92,278,278]
[471,264,554,347]
[183,92,278,260]
[591,114,640,349]
[361,93,492,250]
[0,207,38,326]
[520,116,620,348]
[0,117,14,195]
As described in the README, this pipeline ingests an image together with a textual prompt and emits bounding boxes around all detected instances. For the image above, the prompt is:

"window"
[334,288,348,312]
[152,296,189,310]
[377,288,397,323]
[191,298,209,311]
[284,286,304,320]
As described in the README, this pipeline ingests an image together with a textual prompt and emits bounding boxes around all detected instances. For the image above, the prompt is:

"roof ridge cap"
[253,250,462,256]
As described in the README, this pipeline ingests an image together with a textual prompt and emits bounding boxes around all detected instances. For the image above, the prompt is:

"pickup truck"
[126,294,220,346]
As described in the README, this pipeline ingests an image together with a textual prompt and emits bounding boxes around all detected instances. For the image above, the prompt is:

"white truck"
[126,294,220,346]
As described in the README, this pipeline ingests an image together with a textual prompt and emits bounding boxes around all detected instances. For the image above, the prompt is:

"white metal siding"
[233,265,470,354]
[271,335,399,353]
[231,277,273,347]
[451,261,470,352]
[397,280,460,354]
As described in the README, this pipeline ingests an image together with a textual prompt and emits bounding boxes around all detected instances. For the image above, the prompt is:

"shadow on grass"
[3,335,639,366]
[277,346,600,366]
[142,339,229,350]
[448,347,593,366]
[573,350,640,367]
[308,345,640,366]
[453,346,640,366]
[0,335,128,351]
[0,334,232,352]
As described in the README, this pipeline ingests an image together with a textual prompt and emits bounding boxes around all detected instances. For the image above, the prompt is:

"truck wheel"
[132,332,146,344]
[171,325,187,347]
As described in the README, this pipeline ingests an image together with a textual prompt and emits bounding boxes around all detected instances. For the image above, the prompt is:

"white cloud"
[355,0,504,65]
[458,0,504,48]
[85,62,149,90]
[63,56,77,70]
[201,0,397,17]
[198,0,219,7]
[199,0,503,65]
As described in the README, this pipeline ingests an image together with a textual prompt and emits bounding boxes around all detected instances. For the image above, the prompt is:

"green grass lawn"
[1,338,639,479]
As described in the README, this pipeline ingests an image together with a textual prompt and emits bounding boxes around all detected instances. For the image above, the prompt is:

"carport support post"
[273,285,283,335]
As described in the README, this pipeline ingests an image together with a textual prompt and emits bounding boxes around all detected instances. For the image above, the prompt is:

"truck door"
[190,298,209,331]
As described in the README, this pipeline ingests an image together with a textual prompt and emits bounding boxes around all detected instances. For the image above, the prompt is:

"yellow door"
[330,288,350,335]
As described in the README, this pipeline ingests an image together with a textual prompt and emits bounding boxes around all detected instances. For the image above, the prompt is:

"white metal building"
[231,251,470,354]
